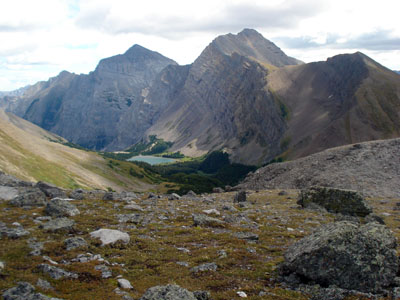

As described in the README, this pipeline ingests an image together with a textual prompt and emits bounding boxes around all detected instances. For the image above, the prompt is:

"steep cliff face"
[267,52,400,160]
[8,45,177,150]
[147,29,301,164]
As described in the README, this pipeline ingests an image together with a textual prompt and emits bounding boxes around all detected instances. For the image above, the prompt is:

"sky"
[0,0,399,91]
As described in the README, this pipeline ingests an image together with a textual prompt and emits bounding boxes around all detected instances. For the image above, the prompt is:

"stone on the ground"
[233,232,259,241]
[28,238,44,256]
[10,189,47,207]
[139,284,197,300]
[44,198,80,217]
[40,218,75,232]
[116,214,142,224]
[191,263,218,273]
[0,260,4,273]
[37,264,78,280]
[192,214,224,227]
[35,181,67,199]
[202,208,220,215]
[168,193,181,200]
[212,187,224,193]
[233,191,247,203]
[281,221,398,293]
[95,264,112,278]
[36,279,53,290]
[124,203,144,211]
[0,223,30,238]
[186,190,197,197]
[297,186,372,217]
[2,282,63,300]
[90,229,130,246]
[0,186,19,201]
[118,278,133,289]
[193,291,211,300]
[69,189,84,200]
[103,192,119,201]
[64,237,87,250]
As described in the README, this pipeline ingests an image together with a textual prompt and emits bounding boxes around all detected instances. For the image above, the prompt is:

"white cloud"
[0,0,399,90]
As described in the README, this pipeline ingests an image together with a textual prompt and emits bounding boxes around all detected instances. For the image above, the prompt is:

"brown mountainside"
[267,52,400,160]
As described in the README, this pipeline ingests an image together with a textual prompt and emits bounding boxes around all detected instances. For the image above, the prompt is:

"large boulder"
[2,281,63,300]
[90,229,130,246]
[297,186,372,217]
[0,171,33,187]
[40,218,75,233]
[9,189,47,207]
[44,198,80,217]
[35,181,67,198]
[192,214,224,227]
[139,284,197,300]
[281,221,398,293]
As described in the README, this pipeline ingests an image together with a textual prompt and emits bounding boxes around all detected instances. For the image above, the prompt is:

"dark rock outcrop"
[36,182,67,198]
[233,191,247,203]
[280,221,398,293]
[297,186,372,217]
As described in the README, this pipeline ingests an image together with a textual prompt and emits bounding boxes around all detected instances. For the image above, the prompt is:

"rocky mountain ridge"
[238,137,400,198]
[1,29,399,164]
[1,45,177,151]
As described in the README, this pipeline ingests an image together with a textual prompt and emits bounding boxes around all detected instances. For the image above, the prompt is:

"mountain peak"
[208,28,302,68]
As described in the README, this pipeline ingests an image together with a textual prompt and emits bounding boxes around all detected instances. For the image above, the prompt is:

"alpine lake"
[127,155,176,165]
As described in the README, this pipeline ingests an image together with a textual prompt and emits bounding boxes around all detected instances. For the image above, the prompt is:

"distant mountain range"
[1,29,399,165]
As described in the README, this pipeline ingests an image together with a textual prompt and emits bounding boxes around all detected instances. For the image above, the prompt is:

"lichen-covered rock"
[9,189,47,207]
[0,223,30,238]
[191,263,218,273]
[139,284,197,300]
[90,229,130,246]
[192,214,224,227]
[2,281,63,300]
[281,221,398,293]
[297,186,372,217]
[40,218,75,232]
[36,264,78,280]
[44,198,80,217]
[64,237,87,250]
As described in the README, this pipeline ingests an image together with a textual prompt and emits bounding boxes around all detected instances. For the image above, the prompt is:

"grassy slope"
[0,110,155,192]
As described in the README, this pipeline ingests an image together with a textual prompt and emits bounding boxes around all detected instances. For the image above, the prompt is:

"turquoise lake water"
[127,155,176,165]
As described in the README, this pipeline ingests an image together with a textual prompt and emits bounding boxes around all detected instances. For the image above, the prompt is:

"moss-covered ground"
[1,190,399,299]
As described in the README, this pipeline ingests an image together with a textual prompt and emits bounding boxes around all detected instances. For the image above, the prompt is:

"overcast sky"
[1,0,399,91]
